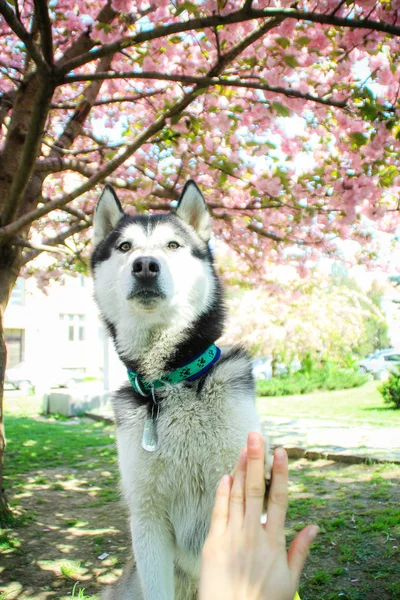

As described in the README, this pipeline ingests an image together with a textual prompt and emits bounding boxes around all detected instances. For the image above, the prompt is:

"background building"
[4,275,126,392]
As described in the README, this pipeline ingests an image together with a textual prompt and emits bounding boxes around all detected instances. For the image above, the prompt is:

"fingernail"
[248,432,261,448]
[220,474,230,489]
[275,447,286,461]
[308,525,319,540]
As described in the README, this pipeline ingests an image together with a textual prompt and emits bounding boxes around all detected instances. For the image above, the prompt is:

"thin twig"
[33,0,54,65]
[57,7,400,76]
[0,0,49,73]
[64,71,348,109]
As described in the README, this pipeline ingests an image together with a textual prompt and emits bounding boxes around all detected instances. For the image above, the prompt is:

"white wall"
[5,275,127,392]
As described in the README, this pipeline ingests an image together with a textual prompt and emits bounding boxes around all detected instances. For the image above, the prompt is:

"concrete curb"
[285,446,400,466]
[85,412,400,466]
[85,411,114,425]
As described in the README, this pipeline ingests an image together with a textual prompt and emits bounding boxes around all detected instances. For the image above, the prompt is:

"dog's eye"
[167,241,180,250]
[118,241,132,253]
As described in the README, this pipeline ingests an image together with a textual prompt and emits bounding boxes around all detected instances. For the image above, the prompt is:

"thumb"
[287,525,319,584]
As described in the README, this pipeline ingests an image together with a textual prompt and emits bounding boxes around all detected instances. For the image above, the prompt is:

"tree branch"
[57,7,400,75]
[0,16,281,241]
[55,3,156,72]
[13,237,71,255]
[33,0,53,65]
[50,90,164,109]
[41,139,124,155]
[0,0,49,74]
[1,79,54,226]
[51,55,113,157]
[0,90,16,131]
[34,157,93,175]
[61,206,93,223]
[63,71,348,109]
[247,223,285,242]
[330,0,348,17]
[20,221,90,264]
[55,2,118,67]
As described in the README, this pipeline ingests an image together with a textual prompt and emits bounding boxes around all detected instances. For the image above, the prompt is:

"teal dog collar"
[128,344,221,397]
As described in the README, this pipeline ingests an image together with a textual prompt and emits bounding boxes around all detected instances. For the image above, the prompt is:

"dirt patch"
[1,463,129,599]
[288,459,400,600]
[1,458,399,600]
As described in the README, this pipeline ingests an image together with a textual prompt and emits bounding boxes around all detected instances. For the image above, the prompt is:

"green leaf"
[272,102,290,117]
[275,37,291,49]
[379,166,399,187]
[362,86,375,100]
[349,132,368,147]
[296,36,311,48]
[283,55,300,68]
[242,56,258,68]
[360,104,377,121]
[175,1,199,16]
[219,172,228,185]
[169,35,183,44]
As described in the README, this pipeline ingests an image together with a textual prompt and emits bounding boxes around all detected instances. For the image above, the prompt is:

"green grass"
[3,397,115,489]
[288,460,400,600]
[257,381,400,426]
[71,583,98,599]
[2,392,399,600]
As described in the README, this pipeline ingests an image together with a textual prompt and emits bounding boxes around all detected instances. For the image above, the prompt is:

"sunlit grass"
[2,391,399,599]
[257,381,400,426]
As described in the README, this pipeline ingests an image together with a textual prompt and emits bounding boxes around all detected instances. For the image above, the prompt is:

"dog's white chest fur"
[115,353,262,585]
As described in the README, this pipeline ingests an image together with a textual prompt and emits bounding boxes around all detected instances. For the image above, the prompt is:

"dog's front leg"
[131,517,175,600]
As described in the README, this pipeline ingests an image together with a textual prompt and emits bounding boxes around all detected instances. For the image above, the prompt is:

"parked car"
[5,362,86,393]
[252,356,301,380]
[252,356,273,380]
[357,349,400,379]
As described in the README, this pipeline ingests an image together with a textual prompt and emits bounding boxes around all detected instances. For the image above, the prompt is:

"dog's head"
[91,181,218,334]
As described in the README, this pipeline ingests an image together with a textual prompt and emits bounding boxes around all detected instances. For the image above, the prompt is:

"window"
[10,278,25,306]
[384,354,400,362]
[60,314,85,342]
[5,329,24,367]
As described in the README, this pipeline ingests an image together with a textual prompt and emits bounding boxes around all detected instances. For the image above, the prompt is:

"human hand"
[199,433,319,600]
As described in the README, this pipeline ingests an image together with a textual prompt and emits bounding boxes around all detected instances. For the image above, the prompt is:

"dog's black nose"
[132,257,160,280]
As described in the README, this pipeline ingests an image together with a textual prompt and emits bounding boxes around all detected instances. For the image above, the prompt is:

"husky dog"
[91,181,270,600]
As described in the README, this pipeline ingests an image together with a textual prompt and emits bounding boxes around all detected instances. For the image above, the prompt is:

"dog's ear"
[93,185,124,246]
[175,180,211,242]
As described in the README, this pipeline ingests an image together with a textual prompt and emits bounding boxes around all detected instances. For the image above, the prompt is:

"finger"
[228,448,247,530]
[265,447,288,539]
[244,432,266,528]
[208,474,233,537]
[288,525,319,585]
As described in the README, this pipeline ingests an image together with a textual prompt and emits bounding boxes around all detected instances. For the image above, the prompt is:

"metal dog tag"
[142,416,159,452]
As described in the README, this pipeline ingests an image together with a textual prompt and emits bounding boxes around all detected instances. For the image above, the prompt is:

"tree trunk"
[0,242,22,524]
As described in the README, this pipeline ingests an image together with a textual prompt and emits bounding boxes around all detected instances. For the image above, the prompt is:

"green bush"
[378,368,400,409]
[256,364,368,397]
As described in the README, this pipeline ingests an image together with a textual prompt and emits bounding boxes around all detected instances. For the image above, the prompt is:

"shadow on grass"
[362,406,399,413]
[1,414,126,599]
[1,413,399,600]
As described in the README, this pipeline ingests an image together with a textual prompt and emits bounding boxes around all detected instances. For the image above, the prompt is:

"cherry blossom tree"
[222,279,389,362]
[0,0,399,519]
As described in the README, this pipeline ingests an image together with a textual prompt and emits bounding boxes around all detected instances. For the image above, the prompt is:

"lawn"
[257,381,400,427]
[0,393,399,600]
